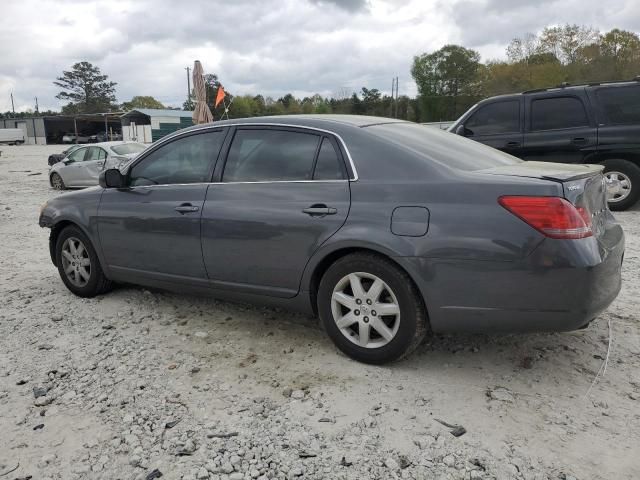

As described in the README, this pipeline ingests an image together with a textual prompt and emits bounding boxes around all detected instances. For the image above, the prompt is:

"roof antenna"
[558,82,571,88]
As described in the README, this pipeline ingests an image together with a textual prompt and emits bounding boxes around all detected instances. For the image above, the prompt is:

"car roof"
[187,114,408,131]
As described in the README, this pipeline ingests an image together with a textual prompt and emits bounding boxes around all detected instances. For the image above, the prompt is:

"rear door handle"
[175,203,200,214]
[505,141,521,148]
[572,137,588,145]
[302,204,337,216]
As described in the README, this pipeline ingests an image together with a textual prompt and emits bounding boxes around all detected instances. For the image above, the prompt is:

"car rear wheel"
[55,226,113,297]
[50,173,65,190]
[601,159,640,211]
[317,252,428,364]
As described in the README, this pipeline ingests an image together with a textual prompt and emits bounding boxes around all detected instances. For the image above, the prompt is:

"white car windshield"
[111,143,146,155]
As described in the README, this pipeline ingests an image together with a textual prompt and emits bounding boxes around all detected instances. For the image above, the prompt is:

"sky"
[0,0,638,112]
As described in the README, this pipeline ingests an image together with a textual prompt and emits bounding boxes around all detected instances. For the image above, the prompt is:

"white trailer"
[0,128,25,145]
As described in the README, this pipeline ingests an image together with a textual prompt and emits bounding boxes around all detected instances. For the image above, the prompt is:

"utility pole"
[395,77,400,118]
[35,97,39,114]
[10,92,15,117]
[185,66,191,107]
[390,78,395,117]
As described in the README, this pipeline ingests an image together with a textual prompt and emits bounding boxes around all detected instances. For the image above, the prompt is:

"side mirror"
[455,124,471,136]
[99,168,126,189]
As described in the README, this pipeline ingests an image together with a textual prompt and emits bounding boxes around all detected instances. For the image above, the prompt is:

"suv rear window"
[465,100,520,135]
[595,85,640,125]
[531,96,589,131]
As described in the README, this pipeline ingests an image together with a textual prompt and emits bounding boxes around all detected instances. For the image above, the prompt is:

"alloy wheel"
[51,174,64,190]
[331,272,401,349]
[60,237,91,287]
[605,171,632,203]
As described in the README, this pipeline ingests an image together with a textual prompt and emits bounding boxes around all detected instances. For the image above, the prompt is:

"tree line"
[2,25,638,122]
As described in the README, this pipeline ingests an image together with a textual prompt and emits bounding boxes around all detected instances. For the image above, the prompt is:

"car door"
[77,146,108,186]
[459,99,524,157]
[97,129,227,282]
[200,126,351,298]
[522,92,597,163]
[60,147,89,187]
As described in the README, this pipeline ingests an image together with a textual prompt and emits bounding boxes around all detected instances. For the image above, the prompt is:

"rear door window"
[129,130,225,186]
[595,85,640,125]
[86,147,107,162]
[465,100,520,135]
[531,97,589,131]
[68,148,87,163]
[222,129,321,182]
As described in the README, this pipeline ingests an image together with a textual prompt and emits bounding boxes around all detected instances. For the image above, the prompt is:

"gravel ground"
[0,145,639,480]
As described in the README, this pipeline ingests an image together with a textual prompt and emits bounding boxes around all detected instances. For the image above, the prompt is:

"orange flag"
[215,86,226,108]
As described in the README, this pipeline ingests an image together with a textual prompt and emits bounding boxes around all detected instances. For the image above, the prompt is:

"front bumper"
[402,224,625,334]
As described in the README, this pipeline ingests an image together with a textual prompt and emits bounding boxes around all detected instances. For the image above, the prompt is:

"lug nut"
[356,299,362,305]
[371,310,377,316]
[363,316,369,323]
[366,299,372,305]
[354,310,360,316]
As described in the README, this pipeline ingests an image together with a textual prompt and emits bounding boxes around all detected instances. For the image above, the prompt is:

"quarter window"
[465,101,520,135]
[595,86,640,125]
[129,131,224,186]
[531,97,589,131]
[223,129,320,182]
[313,138,346,180]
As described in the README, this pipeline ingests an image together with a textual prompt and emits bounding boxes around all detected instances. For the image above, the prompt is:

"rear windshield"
[595,85,640,125]
[366,123,522,171]
[111,143,147,155]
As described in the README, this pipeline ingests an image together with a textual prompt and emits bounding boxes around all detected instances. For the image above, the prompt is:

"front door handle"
[175,203,200,214]
[572,137,588,145]
[505,141,521,148]
[302,204,337,216]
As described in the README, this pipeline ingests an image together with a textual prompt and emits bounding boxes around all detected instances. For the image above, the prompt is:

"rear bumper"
[401,224,624,333]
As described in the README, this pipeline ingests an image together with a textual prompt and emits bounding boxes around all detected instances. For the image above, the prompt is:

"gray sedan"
[39,115,624,364]
[49,141,147,189]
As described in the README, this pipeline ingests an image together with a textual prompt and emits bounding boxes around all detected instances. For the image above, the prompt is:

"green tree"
[54,61,117,113]
[121,96,165,111]
[411,44,482,120]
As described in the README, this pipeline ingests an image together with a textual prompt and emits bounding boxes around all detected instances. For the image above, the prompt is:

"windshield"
[111,143,147,155]
[366,122,522,172]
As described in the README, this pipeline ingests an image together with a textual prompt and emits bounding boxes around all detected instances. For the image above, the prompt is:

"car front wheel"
[55,226,113,297]
[50,173,66,190]
[318,253,428,364]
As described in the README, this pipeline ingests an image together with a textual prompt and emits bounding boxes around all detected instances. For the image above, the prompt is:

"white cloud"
[0,0,637,112]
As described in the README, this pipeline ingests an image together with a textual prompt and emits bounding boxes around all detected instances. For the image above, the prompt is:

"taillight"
[498,196,592,239]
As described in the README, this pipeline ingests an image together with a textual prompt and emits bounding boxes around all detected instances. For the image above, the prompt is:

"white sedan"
[49,142,147,190]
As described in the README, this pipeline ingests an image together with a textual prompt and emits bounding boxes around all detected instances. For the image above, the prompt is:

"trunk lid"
[481,161,609,238]
[479,161,603,182]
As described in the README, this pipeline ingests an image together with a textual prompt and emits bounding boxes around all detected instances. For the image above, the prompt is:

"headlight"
[39,202,48,215]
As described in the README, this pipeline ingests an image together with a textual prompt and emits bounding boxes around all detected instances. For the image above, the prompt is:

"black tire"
[50,172,66,190]
[55,226,113,297]
[317,252,428,364]
[601,159,640,211]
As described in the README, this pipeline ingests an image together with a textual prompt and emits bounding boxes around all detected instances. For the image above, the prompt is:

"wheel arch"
[306,245,429,321]
[49,219,94,267]
[585,151,640,166]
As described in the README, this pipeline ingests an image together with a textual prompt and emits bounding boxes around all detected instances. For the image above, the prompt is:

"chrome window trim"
[126,179,350,190]
[131,122,359,182]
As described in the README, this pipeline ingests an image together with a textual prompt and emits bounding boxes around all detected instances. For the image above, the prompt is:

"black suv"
[450,79,640,210]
